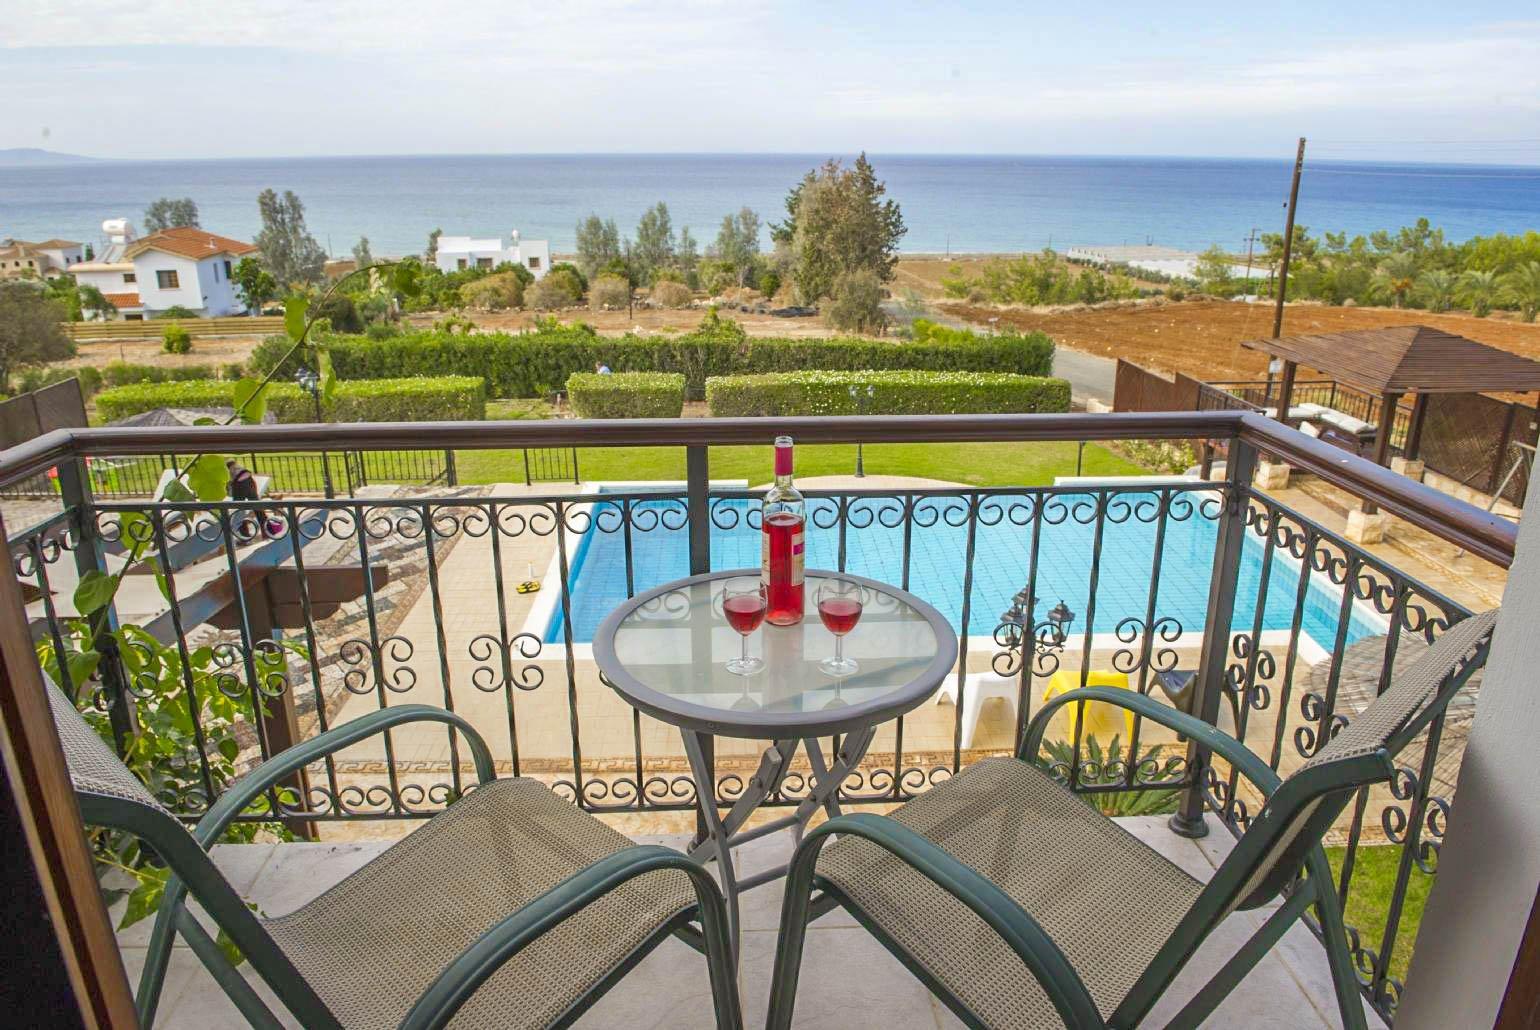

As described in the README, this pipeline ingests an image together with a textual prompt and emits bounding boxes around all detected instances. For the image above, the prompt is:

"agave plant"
[1033,734,1183,817]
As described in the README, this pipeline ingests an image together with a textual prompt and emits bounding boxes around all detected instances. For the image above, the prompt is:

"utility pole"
[1243,227,1260,283]
[1272,137,1306,339]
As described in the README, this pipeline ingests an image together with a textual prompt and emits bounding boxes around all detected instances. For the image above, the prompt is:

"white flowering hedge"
[566,372,686,418]
[704,370,1070,417]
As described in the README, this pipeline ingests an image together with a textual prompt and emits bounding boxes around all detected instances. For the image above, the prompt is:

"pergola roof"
[1240,325,1540,395]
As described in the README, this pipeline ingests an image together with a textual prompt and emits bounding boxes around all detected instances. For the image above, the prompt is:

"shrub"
[14,365,104,398]
[589,275,632,311]
[705,370,1070,417]
[825,270,886,333]
[566,372,685,418]
[247,334,305,379]
[101,361,216,387]
[314,293,363,333]
[322,313,1055,400]
[650,281,693,309]
[364,321,403,340]
[161,322,192,354]
[157,305,198,320]
[461,271,526,311]
[547,262,588,295]
[220,361,248,381]
[95,375,485,424]
[526,276,580,310]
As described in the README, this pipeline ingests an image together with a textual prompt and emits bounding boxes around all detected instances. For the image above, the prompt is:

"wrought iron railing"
[0,412,1513,1022]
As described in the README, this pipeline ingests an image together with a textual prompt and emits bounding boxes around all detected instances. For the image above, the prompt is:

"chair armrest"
[193,704,496,846]
[399,844,740,1030]
[1021,686,1282,796]
[801,813,1104,1029]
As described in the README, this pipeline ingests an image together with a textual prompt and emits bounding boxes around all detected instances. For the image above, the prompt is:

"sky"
[3,1,1539,164]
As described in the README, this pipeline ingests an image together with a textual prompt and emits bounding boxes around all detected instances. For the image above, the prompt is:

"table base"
[679,726,878,960]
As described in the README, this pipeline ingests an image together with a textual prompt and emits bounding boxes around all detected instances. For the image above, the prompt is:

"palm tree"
[1502,261,1540,323]
[1370,252,1418,308]
[1416,270,1457,313]
[1458,269,1500,317]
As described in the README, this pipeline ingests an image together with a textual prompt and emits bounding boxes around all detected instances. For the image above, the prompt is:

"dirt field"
[941,298,1540,383]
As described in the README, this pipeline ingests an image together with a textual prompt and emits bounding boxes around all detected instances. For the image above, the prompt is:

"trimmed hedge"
[704,370,1071,417]
[567,372,685,418]
[101,361,219,387]
[94,376,486,424]
[324,319,1055,400]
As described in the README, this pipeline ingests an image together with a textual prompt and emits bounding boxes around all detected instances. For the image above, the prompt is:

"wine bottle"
[761,435,806,625]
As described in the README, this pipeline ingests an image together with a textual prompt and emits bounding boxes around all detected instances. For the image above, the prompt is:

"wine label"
[790,530,804,585]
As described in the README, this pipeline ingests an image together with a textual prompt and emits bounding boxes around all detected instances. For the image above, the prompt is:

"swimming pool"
[545,491,1382,651]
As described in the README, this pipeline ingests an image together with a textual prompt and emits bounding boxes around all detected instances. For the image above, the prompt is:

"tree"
[676,227,700,285]
[1370,252,1418,308]
[783,154,906,304]
[630,202,676,285]
[710,207,761,286]
[1502,261,1540,322]
[1416,269,1456,312]
[425,228,442,264]
[254,188,327,286]
[143,197,199,233]
[231,257,278,315]
[0,283,75,390]
[78,284,117,321]
[1193,246,1236,295]
[574,215,623,278]
[1459,269,1499,317]
[825,270,886,333]
[351,236,374,269]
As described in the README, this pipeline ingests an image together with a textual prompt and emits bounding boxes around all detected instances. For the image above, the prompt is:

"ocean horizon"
[4,152,1537,260]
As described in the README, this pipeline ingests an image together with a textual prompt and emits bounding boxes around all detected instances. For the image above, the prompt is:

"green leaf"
[185,455,229,503]
[73,570,118,616]
[284,295,310,343]
[160,477,196,503]
[144,556,173,605]
[390,261,422,298]
[117,509,150,547]
[316,347,338,405]
[218,737,239,762]
[231,377,268,426]
[65,648,101,686]
[216,927,248,968]
[116,865,169,930]
[192,416,218,427]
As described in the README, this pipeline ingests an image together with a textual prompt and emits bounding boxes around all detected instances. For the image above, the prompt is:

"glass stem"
[835,634,843,664]
[742,633,750,665]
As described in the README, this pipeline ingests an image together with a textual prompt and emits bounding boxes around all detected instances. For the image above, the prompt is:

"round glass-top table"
[594,569,958,952]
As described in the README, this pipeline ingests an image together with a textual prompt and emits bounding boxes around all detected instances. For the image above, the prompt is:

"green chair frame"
[63,699,743,1029]
[768,612,1496,1029]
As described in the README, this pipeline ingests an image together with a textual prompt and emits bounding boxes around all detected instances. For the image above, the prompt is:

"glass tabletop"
[593,569,958,738]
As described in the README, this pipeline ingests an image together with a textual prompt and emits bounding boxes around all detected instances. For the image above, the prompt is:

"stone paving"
[117,815,1385,1029]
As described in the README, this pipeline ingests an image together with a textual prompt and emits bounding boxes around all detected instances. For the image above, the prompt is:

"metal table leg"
[794,726,878,844]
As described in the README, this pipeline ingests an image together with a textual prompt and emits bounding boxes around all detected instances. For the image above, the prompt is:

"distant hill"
[0,148,107,167]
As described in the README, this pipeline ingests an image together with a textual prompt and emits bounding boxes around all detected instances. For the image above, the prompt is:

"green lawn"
[1325,843,1432,988]
[463,399,1147,487]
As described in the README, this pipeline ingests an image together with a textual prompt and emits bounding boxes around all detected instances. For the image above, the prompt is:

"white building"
[0,237,84,279]
[73,221,260,319]
[434,230,549,278]
[71,219,145,319]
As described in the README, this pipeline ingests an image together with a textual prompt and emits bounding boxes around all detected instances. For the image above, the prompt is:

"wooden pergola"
[1241,326,1540,509]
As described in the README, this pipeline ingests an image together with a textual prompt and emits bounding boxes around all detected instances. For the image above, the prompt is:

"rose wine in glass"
[720,578,766,676]
[761,436,806,625]
[816,577,863,676]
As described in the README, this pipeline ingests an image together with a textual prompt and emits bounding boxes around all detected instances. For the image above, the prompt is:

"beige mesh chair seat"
[819,757,1202,1028]
[266,778,698,1029]
[769,610,1498,1030]
[44,683,741,1029]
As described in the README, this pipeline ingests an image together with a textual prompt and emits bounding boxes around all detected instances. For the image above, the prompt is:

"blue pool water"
[546,494,1382,649]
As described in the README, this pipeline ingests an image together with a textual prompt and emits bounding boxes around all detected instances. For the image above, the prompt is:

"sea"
[3,153,1537,259]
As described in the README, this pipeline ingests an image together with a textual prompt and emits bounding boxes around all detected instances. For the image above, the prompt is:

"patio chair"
[768,609,1497,1029]
[46,680,742,1029]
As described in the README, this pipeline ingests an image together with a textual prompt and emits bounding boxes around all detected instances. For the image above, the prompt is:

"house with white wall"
[0,238,84,279]
[71,219,145,319]
[123,226,258,317]
[434,230,549,278]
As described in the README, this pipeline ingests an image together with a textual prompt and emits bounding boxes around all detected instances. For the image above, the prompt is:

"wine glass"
[816,577,863,676]
[719,577,766,676]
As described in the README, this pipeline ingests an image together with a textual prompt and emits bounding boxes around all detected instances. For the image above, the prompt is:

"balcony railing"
[0,411,1514,1023]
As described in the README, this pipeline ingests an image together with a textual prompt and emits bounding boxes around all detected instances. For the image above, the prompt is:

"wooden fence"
[62,316,286,341]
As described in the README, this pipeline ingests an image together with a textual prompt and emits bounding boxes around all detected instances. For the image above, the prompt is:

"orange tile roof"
[33,238,82,250]
[102,292,142,308]
[127,226,257,261]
